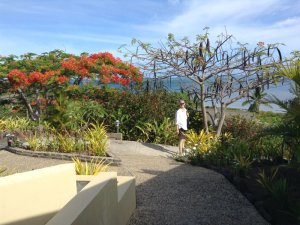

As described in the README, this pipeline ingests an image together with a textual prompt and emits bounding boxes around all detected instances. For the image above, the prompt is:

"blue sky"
[0,0,299,59]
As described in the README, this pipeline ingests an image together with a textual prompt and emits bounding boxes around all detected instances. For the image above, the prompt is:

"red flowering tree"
[7,68,70,120]
[61,52,142,86]
[2,51,143,121]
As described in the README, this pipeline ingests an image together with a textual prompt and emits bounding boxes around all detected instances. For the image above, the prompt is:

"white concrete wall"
[46,172,118,225]
[0,163,77,225]
[0,167,136,225]
[117,176,136,225]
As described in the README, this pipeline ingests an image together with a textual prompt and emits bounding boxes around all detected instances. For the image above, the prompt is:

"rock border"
[5,146,121,166]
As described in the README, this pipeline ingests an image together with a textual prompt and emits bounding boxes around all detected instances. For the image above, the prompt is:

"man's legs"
[178,137,183,155]
[178,134,186,156]
[182,138,186,154]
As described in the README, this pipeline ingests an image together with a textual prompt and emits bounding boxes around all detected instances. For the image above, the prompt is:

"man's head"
[179,99,185,108]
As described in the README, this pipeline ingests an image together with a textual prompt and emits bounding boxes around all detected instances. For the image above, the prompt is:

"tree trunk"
[216,104,226,136]
[211,98,218,128]
[200,82,209,133]
[17,88,37,121]
[36,89,41,120]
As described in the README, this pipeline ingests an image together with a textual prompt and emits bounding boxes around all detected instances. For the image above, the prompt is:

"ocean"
[80,76,294,112]
[142,77,294,112]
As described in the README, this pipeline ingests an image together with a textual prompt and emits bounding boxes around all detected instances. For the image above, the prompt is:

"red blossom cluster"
[7,52,143,89]
[61,55,93,77]
[7,69,29,88]
[90,52,121,64]
[7,69,69,89]
[28,72,44,84]
[56,75,69,84]
[62,52,143,86]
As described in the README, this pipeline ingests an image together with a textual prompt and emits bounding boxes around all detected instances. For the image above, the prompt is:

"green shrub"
[223,115,263,140]
[136,118,177,145]
[188,110,204,132]
[256,111,283,125]
[253,136,284,161]
[82,100,106,124]
[45,94,85,131]
[0,104,27,118]
[45,94,106,131]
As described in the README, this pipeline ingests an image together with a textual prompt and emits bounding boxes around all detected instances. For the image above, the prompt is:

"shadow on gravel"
[141,142,176,155]
[128,163,269,225]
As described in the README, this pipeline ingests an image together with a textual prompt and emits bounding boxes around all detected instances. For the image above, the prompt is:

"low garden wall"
[5,146,121,166]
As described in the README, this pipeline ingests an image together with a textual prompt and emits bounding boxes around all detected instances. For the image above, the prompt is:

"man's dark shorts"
[179,128,187,139]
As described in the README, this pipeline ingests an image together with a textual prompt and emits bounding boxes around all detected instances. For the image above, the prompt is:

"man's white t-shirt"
[176,108,188,131]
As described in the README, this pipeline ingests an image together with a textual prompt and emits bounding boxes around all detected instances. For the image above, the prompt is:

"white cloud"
[275,17,300,27]
[135,0,300,55]
[139,0,280,33]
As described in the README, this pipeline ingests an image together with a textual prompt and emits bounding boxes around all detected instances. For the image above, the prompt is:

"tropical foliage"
[263,58,300,165]
[136,117,177,145]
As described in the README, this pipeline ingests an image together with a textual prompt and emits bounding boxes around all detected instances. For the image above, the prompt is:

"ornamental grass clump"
[84,123,108,156]
[57,133,76,153]
[232,154,253,177]
[0,117,31,132]
[257,168,289,206]
[26,133,43,151]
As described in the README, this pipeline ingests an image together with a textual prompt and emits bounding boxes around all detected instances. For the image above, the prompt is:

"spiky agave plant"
[72,157,110,175]
[84,123,108,156]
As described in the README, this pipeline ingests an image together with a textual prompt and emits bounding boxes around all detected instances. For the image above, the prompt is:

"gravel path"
[110,141,268,225]
[0,139,268,225]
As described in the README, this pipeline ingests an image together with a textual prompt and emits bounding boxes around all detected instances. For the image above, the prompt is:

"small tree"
[124,29,282,135]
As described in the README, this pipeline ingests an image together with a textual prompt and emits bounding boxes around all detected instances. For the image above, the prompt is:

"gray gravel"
[111,140,268,225]
[0,139,268,225]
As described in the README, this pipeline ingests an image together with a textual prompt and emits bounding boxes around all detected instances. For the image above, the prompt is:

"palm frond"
[266,94,289,112]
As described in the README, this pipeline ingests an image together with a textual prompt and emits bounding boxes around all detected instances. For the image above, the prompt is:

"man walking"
[176,100,188,156]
